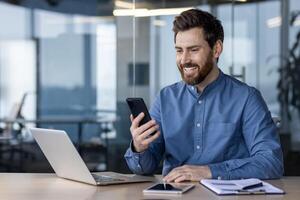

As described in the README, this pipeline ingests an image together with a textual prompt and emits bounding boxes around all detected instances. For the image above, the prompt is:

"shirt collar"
[186,68,224,97]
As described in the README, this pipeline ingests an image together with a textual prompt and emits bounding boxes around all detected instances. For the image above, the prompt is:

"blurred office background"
[0,0,299,175]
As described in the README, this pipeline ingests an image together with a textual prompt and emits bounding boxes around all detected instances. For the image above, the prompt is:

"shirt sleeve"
[124,94,165,175]
[208,88,284,180]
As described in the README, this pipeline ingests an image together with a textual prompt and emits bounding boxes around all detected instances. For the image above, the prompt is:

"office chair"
[0,94,35,171]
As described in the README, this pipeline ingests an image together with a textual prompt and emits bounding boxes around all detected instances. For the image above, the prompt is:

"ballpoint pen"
[242,182,263,190]
[163,180,166,190]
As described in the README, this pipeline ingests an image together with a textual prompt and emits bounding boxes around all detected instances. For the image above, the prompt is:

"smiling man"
[124,9,283,182]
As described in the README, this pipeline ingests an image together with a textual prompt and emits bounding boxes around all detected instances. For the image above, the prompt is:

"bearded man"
[124,9,283,182]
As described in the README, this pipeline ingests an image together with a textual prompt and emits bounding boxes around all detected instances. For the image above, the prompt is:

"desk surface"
[0,173,298,200]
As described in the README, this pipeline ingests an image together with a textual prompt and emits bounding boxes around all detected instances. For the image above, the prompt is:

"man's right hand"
[130,113,160,153]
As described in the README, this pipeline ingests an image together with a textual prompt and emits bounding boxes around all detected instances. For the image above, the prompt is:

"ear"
[212,40,223,59]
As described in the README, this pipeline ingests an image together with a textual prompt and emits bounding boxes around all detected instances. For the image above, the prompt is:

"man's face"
[175,27,215,85]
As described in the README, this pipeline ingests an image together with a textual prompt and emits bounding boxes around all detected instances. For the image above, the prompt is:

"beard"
[178,52,214,86]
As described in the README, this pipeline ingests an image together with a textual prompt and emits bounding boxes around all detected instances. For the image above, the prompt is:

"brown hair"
[173,9,224,49]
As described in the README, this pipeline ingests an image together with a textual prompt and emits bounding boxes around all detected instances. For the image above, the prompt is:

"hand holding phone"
[126,98,160,153]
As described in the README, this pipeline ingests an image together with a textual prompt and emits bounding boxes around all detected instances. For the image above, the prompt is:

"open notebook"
[201,178,284,195]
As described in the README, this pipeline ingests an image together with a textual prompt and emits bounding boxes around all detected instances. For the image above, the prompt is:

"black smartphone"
[143,183,195,195]
[126,97,152,127]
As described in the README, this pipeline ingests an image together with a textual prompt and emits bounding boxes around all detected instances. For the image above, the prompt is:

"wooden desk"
[0,173,298,200]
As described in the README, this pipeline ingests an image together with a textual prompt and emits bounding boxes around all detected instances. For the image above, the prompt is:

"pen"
[242,182,263,190]
[163,180,166,190]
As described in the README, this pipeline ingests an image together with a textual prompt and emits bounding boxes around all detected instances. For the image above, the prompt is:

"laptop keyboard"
[92,174,124,182]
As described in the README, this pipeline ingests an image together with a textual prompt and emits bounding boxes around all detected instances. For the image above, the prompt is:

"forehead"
[175,27,207,47]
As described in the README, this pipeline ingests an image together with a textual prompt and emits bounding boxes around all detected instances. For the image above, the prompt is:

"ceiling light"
[113,8,148,16]
[113,7,194,17]
[115,0,134,9]
[145,7,194,17]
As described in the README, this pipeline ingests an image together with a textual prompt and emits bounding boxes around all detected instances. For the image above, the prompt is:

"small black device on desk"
[143,183,195,195]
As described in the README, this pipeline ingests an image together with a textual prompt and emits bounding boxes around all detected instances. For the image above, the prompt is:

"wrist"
[205,165,212,179]
[131,141,144,153]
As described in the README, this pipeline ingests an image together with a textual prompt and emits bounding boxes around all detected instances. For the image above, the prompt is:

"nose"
[180,51,191,65]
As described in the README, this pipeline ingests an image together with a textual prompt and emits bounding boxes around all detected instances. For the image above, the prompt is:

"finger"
[164,170,182,182]
[174,174,188,183]
[130,114,133,122]
[136,120,157,134]
[138,125,159,139]
[131,112,145,129]
[163,168,176,181]
[166,173,182,182]
[131,120,156,139]
[140,131,160,146]
[132,130,160,153]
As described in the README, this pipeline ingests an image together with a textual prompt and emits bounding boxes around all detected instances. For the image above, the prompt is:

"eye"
[191,48,199,52]
[176,49,183,53]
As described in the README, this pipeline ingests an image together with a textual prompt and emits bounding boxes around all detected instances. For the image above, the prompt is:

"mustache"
[180,63,199,68]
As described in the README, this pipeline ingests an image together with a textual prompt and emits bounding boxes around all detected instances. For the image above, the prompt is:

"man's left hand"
[163,165,212,183]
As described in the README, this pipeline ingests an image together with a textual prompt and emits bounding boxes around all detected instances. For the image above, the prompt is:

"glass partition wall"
[0,2,118,172]
[0,3,36,121]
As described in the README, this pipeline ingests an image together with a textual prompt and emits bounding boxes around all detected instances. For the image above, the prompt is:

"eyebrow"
[175,45,201,49]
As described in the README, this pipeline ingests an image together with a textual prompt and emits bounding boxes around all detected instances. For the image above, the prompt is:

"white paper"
[200,178,284,195]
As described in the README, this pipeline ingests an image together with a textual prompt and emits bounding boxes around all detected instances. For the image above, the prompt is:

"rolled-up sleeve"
[209,88,284,179]
[124,141,154,174]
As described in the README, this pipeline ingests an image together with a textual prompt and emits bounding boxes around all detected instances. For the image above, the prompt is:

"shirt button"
[135,156,139,159]
[137,164,141,168]
[196,123,201,127]
[196,145,200,149]
[198,100,202,104]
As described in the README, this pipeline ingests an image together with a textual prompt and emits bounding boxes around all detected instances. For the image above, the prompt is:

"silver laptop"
[29,127,154,185]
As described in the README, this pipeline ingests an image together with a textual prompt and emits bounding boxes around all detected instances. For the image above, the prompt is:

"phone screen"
[147,184,182,191]
[144,183,195,194]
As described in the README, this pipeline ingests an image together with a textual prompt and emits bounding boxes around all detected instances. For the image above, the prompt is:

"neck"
[195,65,220,93]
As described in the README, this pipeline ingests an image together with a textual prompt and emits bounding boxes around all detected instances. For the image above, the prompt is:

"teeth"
[184,67,197,72]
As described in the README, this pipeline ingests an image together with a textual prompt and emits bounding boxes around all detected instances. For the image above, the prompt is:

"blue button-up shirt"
[124,70,283,179]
